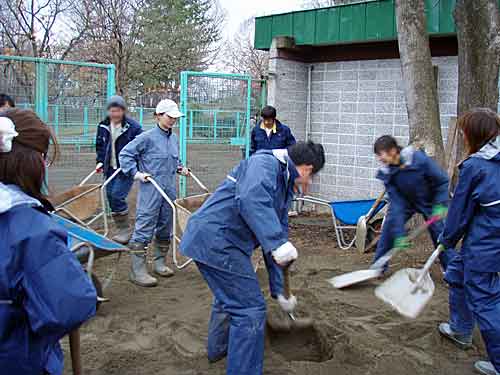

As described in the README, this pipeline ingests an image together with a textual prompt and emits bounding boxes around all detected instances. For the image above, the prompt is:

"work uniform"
[250,119,296,155]
[374,146,456,269]
[119,125,181,244]
[95,115,142,214]
[440,141,500,373]
[0,183,97,375]
[180,149,296,375]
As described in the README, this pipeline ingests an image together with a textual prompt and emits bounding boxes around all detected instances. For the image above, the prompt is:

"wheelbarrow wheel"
[89,273,104,312]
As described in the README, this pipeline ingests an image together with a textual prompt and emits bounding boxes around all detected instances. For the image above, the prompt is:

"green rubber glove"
[432,204,448,219]
[394,236,410,251]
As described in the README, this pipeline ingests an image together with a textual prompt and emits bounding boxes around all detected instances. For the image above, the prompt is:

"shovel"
[375,244,444,319]
[329,216,441,289]
[355,190,386,253]
[267,263,313,332]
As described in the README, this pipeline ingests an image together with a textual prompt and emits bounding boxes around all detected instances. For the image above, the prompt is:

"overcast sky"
[218,0,303,38]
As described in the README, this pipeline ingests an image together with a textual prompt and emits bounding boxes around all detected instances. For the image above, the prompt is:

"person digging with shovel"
[179,141,325,375]
[437,109,500,375]
[372,135,457,272]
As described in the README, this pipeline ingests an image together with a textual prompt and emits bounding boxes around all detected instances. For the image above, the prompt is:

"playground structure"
[0,55,266,195]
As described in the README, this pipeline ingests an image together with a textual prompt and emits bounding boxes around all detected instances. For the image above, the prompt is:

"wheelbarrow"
[295,194,387,251]
[49,166,124,238]
[146,171,211,270]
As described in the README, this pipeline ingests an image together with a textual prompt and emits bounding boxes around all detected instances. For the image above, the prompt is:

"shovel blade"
[329,269,383,289]
[355,215,368,252]
[375,268,435,319]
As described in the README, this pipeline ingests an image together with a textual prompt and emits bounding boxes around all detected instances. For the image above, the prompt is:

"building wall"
[268,56,458,201]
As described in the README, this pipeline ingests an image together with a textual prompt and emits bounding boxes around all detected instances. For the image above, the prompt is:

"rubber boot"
[111,213,131,244]
[438,323,473,350]
[128,242,158,287]
[475,361,500,375]
[153,239,174,278]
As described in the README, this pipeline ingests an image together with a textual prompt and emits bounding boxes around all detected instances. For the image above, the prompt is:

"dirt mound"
[63,215,487,375]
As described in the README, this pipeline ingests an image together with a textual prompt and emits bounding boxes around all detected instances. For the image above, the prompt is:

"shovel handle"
[365,190,386,222]
[413,244,445,290]
[69,329,82,375]
[283,264,292,299]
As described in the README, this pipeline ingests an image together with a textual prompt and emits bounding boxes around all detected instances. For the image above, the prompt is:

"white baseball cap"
[155,99,184,118]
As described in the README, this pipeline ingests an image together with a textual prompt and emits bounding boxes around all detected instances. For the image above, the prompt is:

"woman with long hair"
[0,109,97,374]
[438,108,500,375]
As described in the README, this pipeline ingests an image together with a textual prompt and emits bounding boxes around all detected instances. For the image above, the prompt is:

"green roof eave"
[254,0,459,50]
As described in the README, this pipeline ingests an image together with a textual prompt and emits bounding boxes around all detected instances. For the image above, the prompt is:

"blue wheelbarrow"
[296,191,387,252]
[51,213,129,303]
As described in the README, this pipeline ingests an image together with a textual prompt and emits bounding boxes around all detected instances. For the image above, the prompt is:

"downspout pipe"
[305,65,313,141]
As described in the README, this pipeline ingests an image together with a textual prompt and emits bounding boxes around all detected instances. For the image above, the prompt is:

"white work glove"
[277,294,297,313]
[95,162,103,173]
[134,172,151,183]
[272,241,298,266]
[177,166,190,176]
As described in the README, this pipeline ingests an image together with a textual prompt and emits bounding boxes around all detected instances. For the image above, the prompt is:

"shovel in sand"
[375,244,444,319]
[268,263,314,332]
[329,216,441,289]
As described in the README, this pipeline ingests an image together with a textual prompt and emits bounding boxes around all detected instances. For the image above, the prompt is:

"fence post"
[35,61,48,122]
[245,77,252,159]
[179,71,188,197]
[54,105,59,136]
[189,110,193,139]
[106,65,116,98]
[139,107,144,126]
[83,106,89,137]
[260,79,268,110]
[213,111,217,142]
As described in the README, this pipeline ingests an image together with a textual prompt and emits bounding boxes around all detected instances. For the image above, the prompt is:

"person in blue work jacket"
[120,99,189,287]
[180,141,325,375]
[95,95,142,244]
[372,135,455,271]
[437,109,500,375]
[250,105,296,155]
[0,109,97,375]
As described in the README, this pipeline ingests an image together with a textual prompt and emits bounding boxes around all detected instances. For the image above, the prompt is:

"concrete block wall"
[269,55,458,201]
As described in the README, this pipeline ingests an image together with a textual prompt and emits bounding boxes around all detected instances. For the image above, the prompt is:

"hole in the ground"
[266,321,333,363]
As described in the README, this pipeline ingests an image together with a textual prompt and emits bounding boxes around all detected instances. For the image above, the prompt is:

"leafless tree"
[222,17,268,79]
[0,0,81,57]
[447,0,500,187]
[395,0,445,166]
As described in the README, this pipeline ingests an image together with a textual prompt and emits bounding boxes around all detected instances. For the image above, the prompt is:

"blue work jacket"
[180,149,298,297]
[0,183,97,375]
[377,146,449,239]
[95,115,143,174]
[250,120,296,155]
[440,140,500,272]
[119,125,181,196]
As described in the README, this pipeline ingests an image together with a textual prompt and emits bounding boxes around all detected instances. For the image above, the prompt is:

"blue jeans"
[445,255,500,372]
[196,262,266,375]
[105,170,134,214]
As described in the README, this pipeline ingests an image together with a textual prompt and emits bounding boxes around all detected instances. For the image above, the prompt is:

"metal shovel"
[267,263,313,332]
[355,190,386,253]
[329,216,441,289]
[375,244,444,319]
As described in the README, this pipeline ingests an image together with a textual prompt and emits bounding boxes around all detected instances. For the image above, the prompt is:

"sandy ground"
[61,213,487,375]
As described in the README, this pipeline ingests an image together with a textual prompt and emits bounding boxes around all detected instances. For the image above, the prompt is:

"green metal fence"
[179,71,267,197]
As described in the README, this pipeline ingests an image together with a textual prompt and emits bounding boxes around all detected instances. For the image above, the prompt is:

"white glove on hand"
[277,294,297,313]
[272,242,298,266]
[134,172,151,183]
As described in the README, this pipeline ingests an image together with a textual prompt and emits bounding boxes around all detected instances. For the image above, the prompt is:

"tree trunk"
[449,0,500,187]
[395,0,445,167]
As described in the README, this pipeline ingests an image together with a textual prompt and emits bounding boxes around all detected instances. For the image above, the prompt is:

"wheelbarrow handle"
[188,171,209,193]
[79,163,103,186]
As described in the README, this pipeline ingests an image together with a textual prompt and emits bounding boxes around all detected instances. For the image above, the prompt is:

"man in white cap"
[119,99,189,287]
